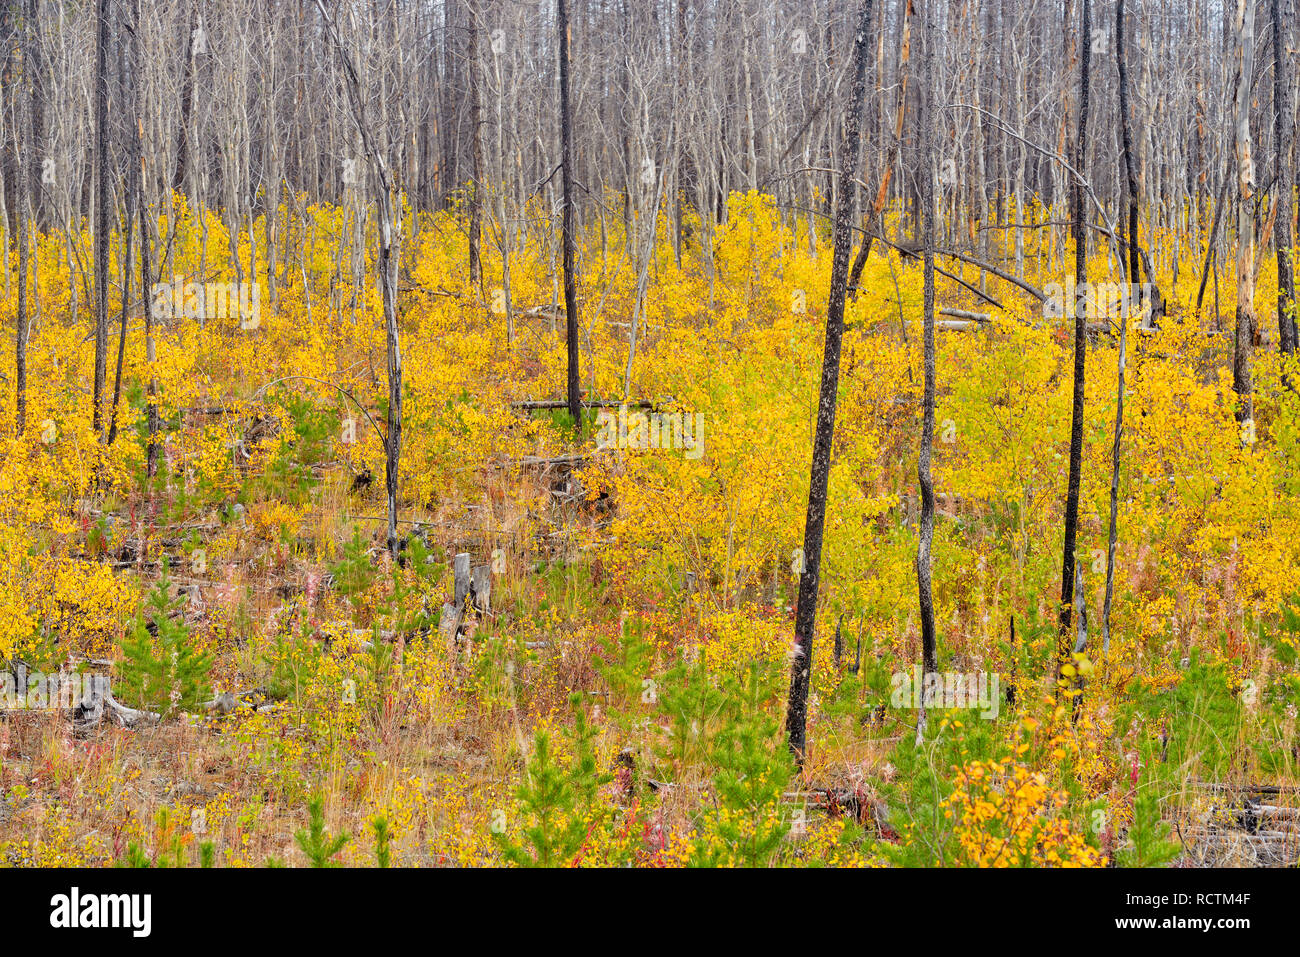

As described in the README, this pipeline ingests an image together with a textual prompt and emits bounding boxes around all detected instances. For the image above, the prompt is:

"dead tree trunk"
[847,0,905,302]
[1058,0,1091,679]
[379,195,403,559]
[1104,0,1137,655]
[141,169,158,476]
[137,0,157,476]
[108,18,138,448]
[13,1,35,436]
[173,3,197,194]
[558,0,582,425]
[15,202,26,435]
[1196,170,1231,316]
[1233,0,1256,422]
[92,0,110,438]
[915,0,939,739]
[1272,0,1295,353]
[107,167,134,446]
[315,0,404,558]
[784,0,874,767]
[469,11,484,291]
[22,0,45,233]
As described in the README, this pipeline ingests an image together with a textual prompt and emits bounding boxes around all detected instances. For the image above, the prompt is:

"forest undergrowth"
[1,189,1297,867]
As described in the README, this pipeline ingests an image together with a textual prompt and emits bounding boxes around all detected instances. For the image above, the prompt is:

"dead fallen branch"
[510,397,670,411]
[940,307,992,322]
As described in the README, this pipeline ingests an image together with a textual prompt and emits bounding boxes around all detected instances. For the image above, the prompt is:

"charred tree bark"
[173,4,197,194]
[469,12,484,290]
[138,0,158,475]
[1196,171,1231,316]
[1273,0,1295,353]
[379,194,403,559]
[107,161,134,446]
[141,168,158,476]
[784,0,874,767]
[10,2,28,434]
[916,0,938,688]
[108,15,139,448]
[1104,0,1137,655]
[315,0,404,557]
[15,204,26,435]
[1058,0,1091,677]
[23,0,43,230]
[559,0,582,425]
[1233,0,1256,421]
[92,0,110,438]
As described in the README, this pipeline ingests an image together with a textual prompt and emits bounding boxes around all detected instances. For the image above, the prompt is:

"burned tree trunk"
[1104,0,1137,655]
[1058,0,1091,673]
[107,171,134,446]
[314,0,404,558]
[13,0,38,436]
[92,0,110,438]
[173,3,198,194]
[784,0,874,766]
[1232,0,1256,422]
[916,0,939,684]
[558,0,582,426]
[847,0,904,303]
[469,12,484,291]
[15,203,26,435]
[379,197,403,559]
[142,167,159,476]
[108,14,139,448]
[137,0,159,477]
[1273,0,1295,354]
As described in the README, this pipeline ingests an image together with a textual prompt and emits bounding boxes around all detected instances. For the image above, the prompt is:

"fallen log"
[939,307,992,323]
[518,453,589,467]
[203,692,237,716]
[1195,782,1300,796]
[510,397,669,411]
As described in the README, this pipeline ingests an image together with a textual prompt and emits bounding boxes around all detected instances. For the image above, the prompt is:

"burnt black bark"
[784,0,875,766]
[93,0,111,437]
[916,0,938,691]
[1104,0,1136,655]
[559,0,582,426]
[1058,0,1091,674]
[1273,0,1296,353]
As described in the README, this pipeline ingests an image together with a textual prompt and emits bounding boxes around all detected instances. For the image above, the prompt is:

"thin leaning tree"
[315,0,405,559]
[783,0,874,768]
[107,5,140,449]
